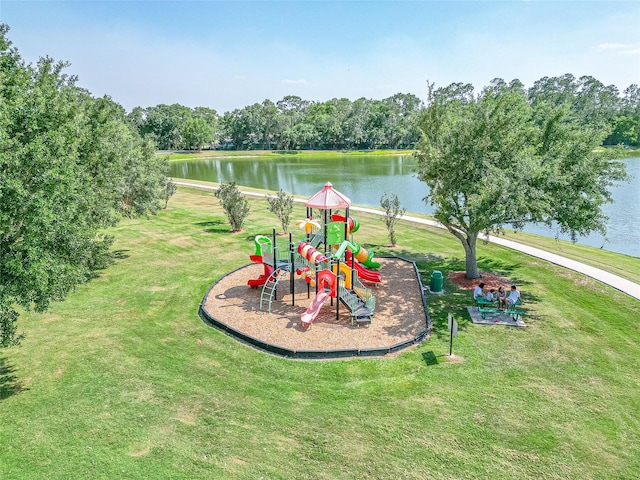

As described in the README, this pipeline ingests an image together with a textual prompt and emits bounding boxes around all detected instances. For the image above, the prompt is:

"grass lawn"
[1,187,639,479]
[495,229,640,285]
[162,149,413,161]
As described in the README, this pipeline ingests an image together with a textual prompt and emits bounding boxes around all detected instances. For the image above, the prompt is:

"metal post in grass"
[448,313,458,357]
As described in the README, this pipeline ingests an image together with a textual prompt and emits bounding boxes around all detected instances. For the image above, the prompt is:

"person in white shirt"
[507,285,521,308]
[473,282,485,300]
[486,289,497,302]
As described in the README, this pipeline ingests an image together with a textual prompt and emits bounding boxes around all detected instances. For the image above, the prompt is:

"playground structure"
[247,182,382,327]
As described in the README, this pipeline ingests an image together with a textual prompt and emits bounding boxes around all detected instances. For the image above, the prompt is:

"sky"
[1,0,639,113]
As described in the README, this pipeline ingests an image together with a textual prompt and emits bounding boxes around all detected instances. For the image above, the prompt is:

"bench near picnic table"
[477,306,526,321]
[475,297,525,321]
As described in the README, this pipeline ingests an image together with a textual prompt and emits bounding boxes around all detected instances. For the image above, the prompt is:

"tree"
[616,84,640,146]
[137,103,191,150]
[192,106,218,131]
[0,25,169,346]
[380,193,406,247]
[266,189,294,234]
[214,183,250,232]
[529,75,623,147]
[386,93,423,148]
[220,109,252,149]
[82,97,170,219]
[344,97,370,149]
[181,116,214,150]
[415,78,628,279]
[257,99,279,150]
[164,179,178,209]
[276,95,309,149]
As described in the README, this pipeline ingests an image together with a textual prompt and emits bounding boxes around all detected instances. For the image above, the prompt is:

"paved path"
[175,181,640,301]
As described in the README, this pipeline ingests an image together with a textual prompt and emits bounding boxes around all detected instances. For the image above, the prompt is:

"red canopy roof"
[305,182,351,209]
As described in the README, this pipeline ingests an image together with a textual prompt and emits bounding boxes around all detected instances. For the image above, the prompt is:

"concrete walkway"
[174,181,640,301]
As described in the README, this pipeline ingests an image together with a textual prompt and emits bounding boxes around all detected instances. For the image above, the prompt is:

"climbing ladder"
[259,267,289,313]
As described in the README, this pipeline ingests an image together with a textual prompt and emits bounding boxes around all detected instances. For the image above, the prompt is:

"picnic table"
[476,298,525,321]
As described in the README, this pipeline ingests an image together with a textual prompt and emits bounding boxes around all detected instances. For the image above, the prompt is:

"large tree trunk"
[463,236,480,279]
[451,229,480,279]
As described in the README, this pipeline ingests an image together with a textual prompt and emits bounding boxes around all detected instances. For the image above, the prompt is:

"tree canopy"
[0,25,169,346]
[415,78,629,278]
[129,78,639,152]
[133,93,425,151]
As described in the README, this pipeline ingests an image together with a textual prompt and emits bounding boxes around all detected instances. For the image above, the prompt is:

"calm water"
[170,154,640,257]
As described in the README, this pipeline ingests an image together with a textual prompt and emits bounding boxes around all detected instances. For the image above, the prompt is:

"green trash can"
[430,270,444,293]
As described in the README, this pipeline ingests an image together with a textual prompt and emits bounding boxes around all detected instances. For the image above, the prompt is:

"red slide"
[345,250,381,283]
[247,263,274,288]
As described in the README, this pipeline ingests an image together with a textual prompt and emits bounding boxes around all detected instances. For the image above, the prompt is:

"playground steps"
[260,267,289,313]
[339,288,373,324]
[352,306,373,324]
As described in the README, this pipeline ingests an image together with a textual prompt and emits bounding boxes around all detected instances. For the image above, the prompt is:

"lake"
[170,154,640,257]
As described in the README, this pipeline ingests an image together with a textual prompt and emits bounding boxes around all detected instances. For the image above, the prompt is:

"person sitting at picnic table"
[473,282,485,300]
[486,289,497,302]
[497,286,507,310]
[507,285,522,308]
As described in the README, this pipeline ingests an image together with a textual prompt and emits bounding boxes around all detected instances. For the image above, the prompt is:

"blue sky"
[1,1,639,113]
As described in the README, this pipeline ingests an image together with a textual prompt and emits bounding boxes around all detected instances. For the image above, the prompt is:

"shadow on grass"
[195,220,229,234]
[422,351,439,366]
[84,249,132,281]
[111,249,130,260]
[374,250,542,340]
[0,356,26,401]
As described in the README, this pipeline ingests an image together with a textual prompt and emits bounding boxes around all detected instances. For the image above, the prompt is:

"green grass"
[163,149,413,162]
[1,187,639,479]
[494,229,640,284]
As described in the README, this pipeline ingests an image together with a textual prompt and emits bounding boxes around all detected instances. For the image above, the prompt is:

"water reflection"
[170,155,639,257]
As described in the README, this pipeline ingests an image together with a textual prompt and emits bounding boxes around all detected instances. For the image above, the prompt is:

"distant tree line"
[128,93,424,151]
[129,75,640,151]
